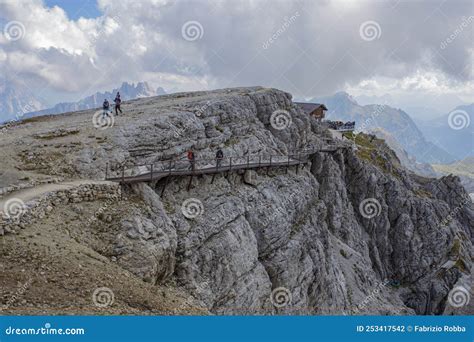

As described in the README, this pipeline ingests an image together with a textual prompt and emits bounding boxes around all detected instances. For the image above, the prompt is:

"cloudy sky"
[0,0,473,113]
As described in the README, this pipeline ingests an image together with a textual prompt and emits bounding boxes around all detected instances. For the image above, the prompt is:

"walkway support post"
[122,164,125,183]
[267,155,272,176]
[160,159,173,197]
[211,156,218,184]
[296,153,301,174]
[227,157,232,179]
[187,158,195,191]
[105,162,108,180]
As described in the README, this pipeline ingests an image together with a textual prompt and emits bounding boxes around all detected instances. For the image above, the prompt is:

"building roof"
[294,102,328,114]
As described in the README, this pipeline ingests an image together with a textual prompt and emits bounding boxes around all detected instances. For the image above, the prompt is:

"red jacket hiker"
[187,150,195,170]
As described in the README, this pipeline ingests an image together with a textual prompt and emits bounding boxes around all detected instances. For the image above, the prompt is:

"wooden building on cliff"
[294,102,328,121]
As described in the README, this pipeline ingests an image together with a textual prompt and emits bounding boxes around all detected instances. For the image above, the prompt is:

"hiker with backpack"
[102,99,111,118]
[187,150,196,171]
[216,148,223,169]
[114,92,122,116]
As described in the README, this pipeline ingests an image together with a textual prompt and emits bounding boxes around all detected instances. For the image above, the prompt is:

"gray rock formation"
[2,86,472,315]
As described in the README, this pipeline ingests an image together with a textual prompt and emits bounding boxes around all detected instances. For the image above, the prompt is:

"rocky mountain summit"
[0,87,472,315]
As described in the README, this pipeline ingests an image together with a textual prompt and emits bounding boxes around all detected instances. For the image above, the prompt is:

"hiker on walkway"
[216,148,223,169]
[102,99,110,118]
[114,92,122,116]
[187,150,195,171]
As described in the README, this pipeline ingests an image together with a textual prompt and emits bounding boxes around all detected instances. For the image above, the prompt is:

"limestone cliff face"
[90,87,471,315]
[2,87,472,315]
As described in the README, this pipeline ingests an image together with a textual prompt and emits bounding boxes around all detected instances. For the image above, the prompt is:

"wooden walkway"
[105,145,347,190]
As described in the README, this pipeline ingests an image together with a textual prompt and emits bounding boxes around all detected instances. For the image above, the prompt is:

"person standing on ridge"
[102,99,110,118]
[187,150,196,171]
[114,92,122,116]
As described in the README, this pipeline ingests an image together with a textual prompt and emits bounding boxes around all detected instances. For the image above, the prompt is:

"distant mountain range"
[311,92,457,165]
[0,80,47,122]
[23,82,166,119]
[414,104,473,160]
[432,156,474,193]
[354,92,468,120]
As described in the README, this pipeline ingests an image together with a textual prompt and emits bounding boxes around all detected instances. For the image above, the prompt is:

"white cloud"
[0,0,472,109]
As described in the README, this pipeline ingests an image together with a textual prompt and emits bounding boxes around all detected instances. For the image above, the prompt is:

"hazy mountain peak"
[332,91,358,105]
[0,80,47,122]
[20,81,166,120]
